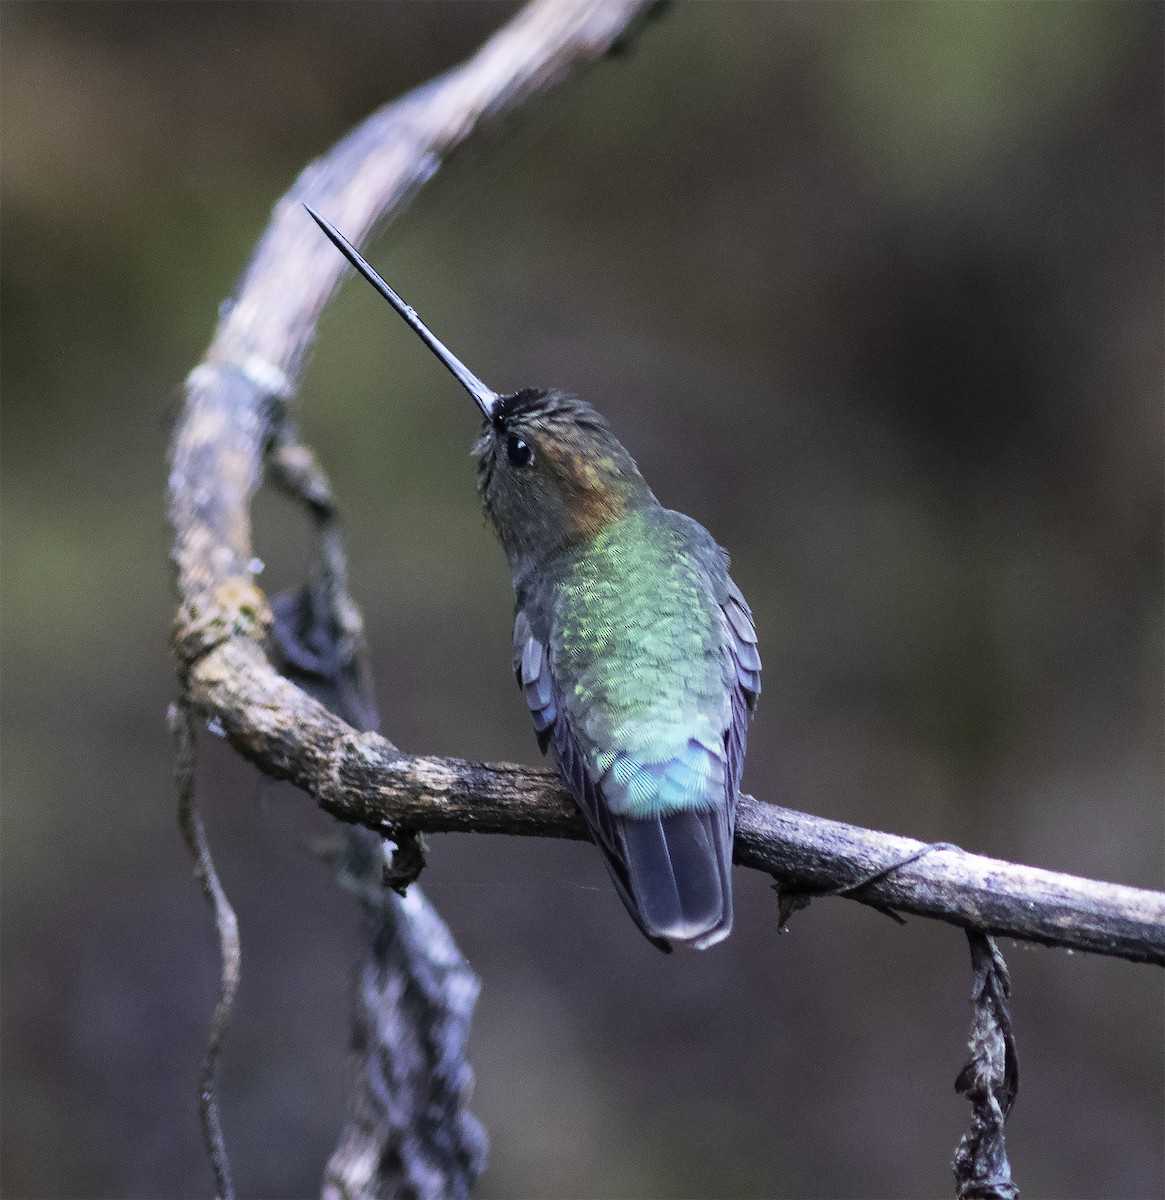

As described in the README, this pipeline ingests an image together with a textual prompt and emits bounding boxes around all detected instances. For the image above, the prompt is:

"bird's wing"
[513,609,556,754]
[514,606,677,948]
[720,575,761,800]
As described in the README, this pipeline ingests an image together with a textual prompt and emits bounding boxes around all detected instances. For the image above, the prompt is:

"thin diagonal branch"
[170,700,240,1200]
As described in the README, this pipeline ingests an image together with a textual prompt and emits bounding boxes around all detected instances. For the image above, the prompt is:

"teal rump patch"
[600,739,726,818]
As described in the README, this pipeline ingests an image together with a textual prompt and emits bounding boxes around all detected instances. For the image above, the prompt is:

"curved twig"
[170,700,240,1200]
[167,23,1165,1196]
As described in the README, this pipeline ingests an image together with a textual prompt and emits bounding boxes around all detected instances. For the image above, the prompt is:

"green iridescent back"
[549,508,733,819]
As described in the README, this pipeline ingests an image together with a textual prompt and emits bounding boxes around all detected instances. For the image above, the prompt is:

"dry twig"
[953,932,1020,1200]
[170,700,240,1200]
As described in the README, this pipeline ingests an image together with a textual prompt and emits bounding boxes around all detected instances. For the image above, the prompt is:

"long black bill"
[305,205,499,420]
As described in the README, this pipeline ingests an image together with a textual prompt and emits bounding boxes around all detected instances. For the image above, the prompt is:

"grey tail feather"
[590,849,674,952]
[618,809,734,948]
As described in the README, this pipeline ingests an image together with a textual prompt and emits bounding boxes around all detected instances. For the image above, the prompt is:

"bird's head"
[474,387,652,568]
[306,208,653,573]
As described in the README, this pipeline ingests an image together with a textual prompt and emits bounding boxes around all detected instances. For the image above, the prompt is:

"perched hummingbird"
[307,207,760,949]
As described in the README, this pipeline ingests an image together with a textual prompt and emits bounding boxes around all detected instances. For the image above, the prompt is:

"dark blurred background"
[2,3,1162,1197]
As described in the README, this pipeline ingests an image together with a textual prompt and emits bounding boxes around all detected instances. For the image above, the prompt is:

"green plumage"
[550,508,732,818]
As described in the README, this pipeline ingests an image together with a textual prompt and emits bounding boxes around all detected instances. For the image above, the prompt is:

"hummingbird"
[307,207,760,949]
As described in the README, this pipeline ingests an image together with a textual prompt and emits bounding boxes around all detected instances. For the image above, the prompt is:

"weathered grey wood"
[170,0,657,617]
[169,4,663,1197]
[179,636,1165,966]
[322,835,488,1200]
[735,799,1165,966]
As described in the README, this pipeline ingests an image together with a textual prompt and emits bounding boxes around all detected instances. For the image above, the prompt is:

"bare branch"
[953,932,1019,1200]
[269,412,487,1199]
[324,835,488,1200]
[170,700,240,1200]
[170,0,659,631]
[177,638,1165,966]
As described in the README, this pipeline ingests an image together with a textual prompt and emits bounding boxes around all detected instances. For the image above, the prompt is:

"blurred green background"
[2,3,1162,1197]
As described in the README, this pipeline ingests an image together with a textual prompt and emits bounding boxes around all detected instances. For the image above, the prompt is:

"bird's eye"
[506,434,533,468]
